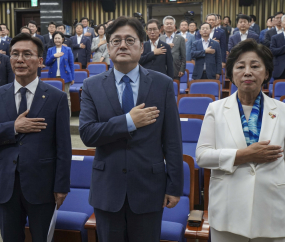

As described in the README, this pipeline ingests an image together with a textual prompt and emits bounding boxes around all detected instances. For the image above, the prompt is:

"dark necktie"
[18,87,27,115]
[121,75,134,114]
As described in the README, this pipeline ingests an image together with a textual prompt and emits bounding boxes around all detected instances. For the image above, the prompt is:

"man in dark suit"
[28,20,44,44]
[71,23,91,69]
[264,11,283,47]
[188,21,200,40]
[249,15,260,35]
[216,14,230,48]
[0,53,14,86]
[0,33,71,242]
[270,16,285,80]
[79,16,183,242]
[159,16,186,80]
[139,19,173,78]
[42,21,56,46]
[80,17,96,44]
[228,15,259,52]
[191,22,222,80]
[0,26,9,57]
[260,16,273,44]
[0,24,12,43]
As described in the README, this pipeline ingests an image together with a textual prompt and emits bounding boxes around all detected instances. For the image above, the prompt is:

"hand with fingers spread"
[235,140,283,166]
[213,38,220,43]
[54,52,64,58]
[129,103,160,128]
[205,46,215,54]
[163,194,180,208]
[14,110,47,134]
[153,46,167,55]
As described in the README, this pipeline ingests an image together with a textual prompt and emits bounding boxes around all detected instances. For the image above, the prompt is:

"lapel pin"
[42,95,45,99]
[269,112,276,119]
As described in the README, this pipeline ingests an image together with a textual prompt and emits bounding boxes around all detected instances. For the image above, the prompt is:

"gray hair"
[206,13,217,21]
[75,23,84,29]
[281,15,285,23]
[163,16,176,25]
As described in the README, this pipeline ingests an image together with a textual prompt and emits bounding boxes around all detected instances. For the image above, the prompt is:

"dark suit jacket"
[139,40,174,78]
[35,34,44,44]
[250,23,260,35]
[0,41,10,57]
[228,31,259,52]
[70,35,91,67]
[264,27,278,47]
[43,34,51,46]
[0,80,71,204]
[259,28,269,44]
[270,33,285,78]
[5,37,12,43]
[79,66,183,214]
[191,39,222,80]
[0,54,14,86]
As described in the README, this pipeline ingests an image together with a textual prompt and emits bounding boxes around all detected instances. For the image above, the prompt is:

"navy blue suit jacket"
[70,35,91,67]
[270,33,285,78]
[228,31,259,52]
[259,28,269,44]
[250,24,260,35]
[0,41,10,57]
[0,54,14,86]
[0,80,71,204]
[4,37,12,43]
[139,40,174,78]
[191,39,222,80]
[264,27,278,47]
[35,34,44,44]
[79,66,183,214]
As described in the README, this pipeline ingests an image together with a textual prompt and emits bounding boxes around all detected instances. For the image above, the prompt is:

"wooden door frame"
[14,8,40,36]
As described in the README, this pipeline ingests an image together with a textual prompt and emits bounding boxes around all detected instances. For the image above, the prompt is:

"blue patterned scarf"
[237,91,264,146]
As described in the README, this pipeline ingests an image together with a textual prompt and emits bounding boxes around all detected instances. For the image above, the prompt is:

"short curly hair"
[226,39,273,85]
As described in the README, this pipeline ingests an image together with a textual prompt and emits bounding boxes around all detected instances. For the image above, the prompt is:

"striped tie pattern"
[121,75,134,114]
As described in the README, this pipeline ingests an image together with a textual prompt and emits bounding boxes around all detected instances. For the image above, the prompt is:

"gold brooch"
[269,112,276,119]
[42,95,45,99]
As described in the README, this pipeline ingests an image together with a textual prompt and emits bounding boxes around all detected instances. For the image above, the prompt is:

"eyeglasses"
[147,28,159,32]
[10,53,37,60]
[110,37,137,47]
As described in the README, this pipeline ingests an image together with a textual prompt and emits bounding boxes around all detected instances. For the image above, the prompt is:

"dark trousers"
[94,196,164,242]
[0,171,55,242]
[201,70,208,79]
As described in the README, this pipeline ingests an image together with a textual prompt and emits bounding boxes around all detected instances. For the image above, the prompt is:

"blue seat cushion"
[160,221,185,242]
[56,210,89,231]
[70,83,82,92]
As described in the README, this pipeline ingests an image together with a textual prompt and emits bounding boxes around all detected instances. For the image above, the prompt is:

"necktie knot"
[20,87,27,96]
[121,75,131,84]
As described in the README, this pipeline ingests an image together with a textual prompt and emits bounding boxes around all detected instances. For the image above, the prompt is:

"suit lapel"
[160,35,166,42]
[145,41,151,53]
[102,69,123,116]
[1,83,17,121]
[136,66,152,106]
[173,34,179,46]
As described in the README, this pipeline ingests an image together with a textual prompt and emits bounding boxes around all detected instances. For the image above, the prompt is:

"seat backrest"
[173,81,178,97]
[87,63,107,76]
[41,66,49,71]
[42,80,63,91]
[74,63,81,70]
[178,97,212,115]
[109,59,114,69]
[274,82,285,100]
[190,82,219,100]
[180,69,189,84]
[74,70,88,84]
[180,118,202,143]
[41,72,49,78]
[186,63,194,74]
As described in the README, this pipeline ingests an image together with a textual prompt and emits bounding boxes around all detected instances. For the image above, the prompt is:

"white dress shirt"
[14,77,39,114]
[165,33,175,44]
[210,27,215,39]
[240,31,248,41]
[181,32,187,39]
[150,39,159,51]
[276,26,283,34]
[49,33,52,39]
[56,47,62,76]
[202,38,210,70]
[77,34,83,45]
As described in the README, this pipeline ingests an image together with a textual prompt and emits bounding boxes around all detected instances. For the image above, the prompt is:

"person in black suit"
[264,11,284,47]
[43,22,57,46]
[27,20,44,44]
[0,23,12,43]
[0,53,14,86]
[249,15,260,35]
[216,14,230,50]
[139,19,173,78]
[0,26,9,57]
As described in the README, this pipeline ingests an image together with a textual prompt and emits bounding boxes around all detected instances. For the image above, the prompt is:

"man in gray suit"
[160,16,186,80]
[80,17,96,44]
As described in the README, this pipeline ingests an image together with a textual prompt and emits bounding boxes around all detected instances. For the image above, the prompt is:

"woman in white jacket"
[196,39,285,242]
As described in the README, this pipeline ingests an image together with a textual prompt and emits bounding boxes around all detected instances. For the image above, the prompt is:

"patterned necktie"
[18,87,27,115]
[121,75,134,114]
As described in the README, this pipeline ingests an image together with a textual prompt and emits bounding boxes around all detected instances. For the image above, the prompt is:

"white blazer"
[196,92,285,239]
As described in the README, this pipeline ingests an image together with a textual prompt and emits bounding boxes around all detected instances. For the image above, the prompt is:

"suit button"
[13,160,17,164]
[122,169,127,174]
[19,142,22,146]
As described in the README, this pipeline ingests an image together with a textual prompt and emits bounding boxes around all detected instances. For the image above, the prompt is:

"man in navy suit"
[264,12,283,47]
[228,15,259,52]
[0,53,14,86]
[42,21,56,46]
[80,17,96,44]
[0,33,71,242]
[188,21,200,40]
[0,26,9,57]
[270,15,285,80]
[79,16,183,242]
[71,23,91,69]
[139,19,173,78]
[28,20,44,44]
[0,24,12,43]
[260,16,273,44]
[191,22,222,80]
[249,15,260,35]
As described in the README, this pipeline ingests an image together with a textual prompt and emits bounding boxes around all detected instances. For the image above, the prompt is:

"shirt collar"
[202,38,210,43]
[32,33,36,37]
[49,32,52,39]
[14,77,39,95]
[77,34,83,38]
[211,27,215,34]
[240,30,248,35]
[149,38,159,46]
[165,33,175,39]
[251,23,255,27]
[114,65,139,85]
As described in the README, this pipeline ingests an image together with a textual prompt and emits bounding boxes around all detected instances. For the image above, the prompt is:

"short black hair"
[10,33,44,57]
[0,23,7,28]
[200,22,211,29]
[106,16,144,43]
[189,21,197,27]
[180,19,189,25]
[56,23,66,30]
[20,26,32,34]
[75,23,84,29]
[267,16,273,21]
[52,31,65,42]
[28,20,37,27]
[216,14,221,19]
[48,21,57,27]
[223,16,230,20]
[146,19,160,29]
[0,27,2,31]
[226,39,273,85]
[249,15,256,22]
[96,24,106,34]
[80,17,89,22]
[275,11,284,17]
[236,14,251,24]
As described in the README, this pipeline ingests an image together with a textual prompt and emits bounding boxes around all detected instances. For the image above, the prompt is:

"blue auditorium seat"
[186,62,194,82]
[273,81,285,100]
[74,63,81,70]
[109,59,114,69]
[173,81,178,102]
[268,77,274,97]
[190,82,220,100]
[41,66,49,71]
[42,80,63,91]
[178,96,213,115]
[87,63,107,76]
[230,82,238,95]
[41,71,49,78]
[179,70,189,94]
[70,70,89,93]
